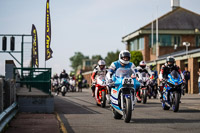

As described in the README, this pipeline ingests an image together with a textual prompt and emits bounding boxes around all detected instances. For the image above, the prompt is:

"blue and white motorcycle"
[110,68,137,123]
[162,70,183,112]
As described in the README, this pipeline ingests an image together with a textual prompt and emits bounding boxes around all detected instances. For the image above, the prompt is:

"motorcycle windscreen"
[115,68,133,78]
[170,70,180,79]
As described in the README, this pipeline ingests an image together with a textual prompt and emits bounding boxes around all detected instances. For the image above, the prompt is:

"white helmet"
[98,60,106,66]
[139,61,146,69]
[98,60,106,70]
[119,50,131,64]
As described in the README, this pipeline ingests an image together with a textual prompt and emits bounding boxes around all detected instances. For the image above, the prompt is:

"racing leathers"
[106,60,140,92]
[159,63,185,100]
[91,66,107,97]
[135,66,152,100]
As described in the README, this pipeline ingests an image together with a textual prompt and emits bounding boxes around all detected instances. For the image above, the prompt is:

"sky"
[0,0,200,75]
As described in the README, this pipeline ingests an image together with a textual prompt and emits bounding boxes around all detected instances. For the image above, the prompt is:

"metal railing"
[0,102,18,132]
[13,67,52,95]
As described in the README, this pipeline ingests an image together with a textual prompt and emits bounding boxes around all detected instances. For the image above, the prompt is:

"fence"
[13,67,52,95]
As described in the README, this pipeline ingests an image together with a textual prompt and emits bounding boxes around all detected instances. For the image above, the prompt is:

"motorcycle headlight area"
[167,82,181,88]
[122,78,134,87]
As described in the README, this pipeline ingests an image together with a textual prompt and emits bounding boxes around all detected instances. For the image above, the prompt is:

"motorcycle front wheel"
[123,97,132,123]
[101,90,106,108]
[142,90,147,104]
[172,92,180,112]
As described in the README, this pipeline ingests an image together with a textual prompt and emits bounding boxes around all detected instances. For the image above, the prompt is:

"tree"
[130,51,143,66]
[91,55,103,61]
[70,52,89,72]
[105,50,120,66]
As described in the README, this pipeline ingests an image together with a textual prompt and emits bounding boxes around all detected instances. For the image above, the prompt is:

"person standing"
[76,70,84,92]
[198,68,200,95]
[183,67,190,93]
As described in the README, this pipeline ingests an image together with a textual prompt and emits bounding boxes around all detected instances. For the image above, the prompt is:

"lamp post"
[183,42,190,56]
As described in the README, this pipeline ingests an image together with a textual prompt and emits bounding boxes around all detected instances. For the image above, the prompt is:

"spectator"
[183,67,190,93]
[198,68,200,95]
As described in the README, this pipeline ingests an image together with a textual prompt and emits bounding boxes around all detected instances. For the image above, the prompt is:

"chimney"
[171,0,180,10]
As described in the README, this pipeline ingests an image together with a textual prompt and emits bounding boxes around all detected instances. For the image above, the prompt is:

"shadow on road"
[178,109,200,113]
[182,98,200,100]
[54,96,101,114]
[131,118,200,124]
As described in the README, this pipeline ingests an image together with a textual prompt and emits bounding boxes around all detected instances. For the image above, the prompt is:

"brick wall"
[181,35,195,47]
[188,57,199,94]
[176,59,191,93]
[82,71,93,88]
[144,35,150,61]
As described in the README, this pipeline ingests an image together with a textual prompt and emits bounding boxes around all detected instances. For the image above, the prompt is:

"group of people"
[90,50,188,102]
[52,69,85,94]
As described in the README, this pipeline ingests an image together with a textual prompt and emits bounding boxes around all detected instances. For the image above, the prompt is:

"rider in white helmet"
[137,61,151,78]
[91,60,107,97]
[106,50,140,101]
[136,60,152,101]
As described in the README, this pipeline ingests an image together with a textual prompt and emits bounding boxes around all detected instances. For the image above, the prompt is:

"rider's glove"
[108,79,113,84]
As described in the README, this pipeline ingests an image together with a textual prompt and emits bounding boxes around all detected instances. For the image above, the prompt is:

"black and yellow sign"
[31,24,39,67]
[45,0,53,61]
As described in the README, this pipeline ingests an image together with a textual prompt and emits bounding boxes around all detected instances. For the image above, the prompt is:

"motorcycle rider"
[159,56,185,101]
[52,73,59,81]
[76,70,84,92]
[52,73,59,92]
[59,69,69,92]
[149,64,158,80]
[69,71,76,92]
[136,61,152,101]
[60,69,69,80]
[149,64,158,97]
[91,60,107,97]
[106,50,140,102]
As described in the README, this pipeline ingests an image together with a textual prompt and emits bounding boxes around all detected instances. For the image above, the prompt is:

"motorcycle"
[161,70,183,112]
[52,79,59,92]
[60,78,69,96]
[69,77,76,92]
[95,75,107,107]
[149,71,158,99]
[138,72,151,104]
[110,68,135,123]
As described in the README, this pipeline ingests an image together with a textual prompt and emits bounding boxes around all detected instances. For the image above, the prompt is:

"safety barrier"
[13,67,52,95]
[0,102,18,132]
[0,78,16,113]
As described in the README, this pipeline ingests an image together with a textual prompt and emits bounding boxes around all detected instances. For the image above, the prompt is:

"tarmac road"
[54,89,200,133]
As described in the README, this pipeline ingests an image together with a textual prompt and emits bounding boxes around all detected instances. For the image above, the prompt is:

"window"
[130,37,144,51]
[160,35,172,46]
[172,35,181,46]
[139,37,144,50]
[86,61,91,66]
[149,34,172,47]
[130,39,138,51]
[196,36,200,47]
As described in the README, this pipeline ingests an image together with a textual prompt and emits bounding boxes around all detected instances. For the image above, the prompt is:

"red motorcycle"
[95,75,107,107]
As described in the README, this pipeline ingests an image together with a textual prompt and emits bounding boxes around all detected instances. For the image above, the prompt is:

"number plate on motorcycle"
[122,78,133,85]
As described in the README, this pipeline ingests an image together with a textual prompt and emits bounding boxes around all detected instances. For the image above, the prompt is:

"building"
[122,0,200,94]
[122,7,200,61]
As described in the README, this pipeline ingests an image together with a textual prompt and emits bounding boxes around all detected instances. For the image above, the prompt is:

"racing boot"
[136,91,141,102]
